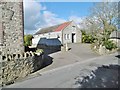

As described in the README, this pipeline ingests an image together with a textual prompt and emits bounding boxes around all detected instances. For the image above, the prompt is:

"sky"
[23,0,94,34]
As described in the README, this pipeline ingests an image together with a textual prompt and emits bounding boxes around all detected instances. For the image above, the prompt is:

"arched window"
[64,34,66,40]
[67,34,69,39]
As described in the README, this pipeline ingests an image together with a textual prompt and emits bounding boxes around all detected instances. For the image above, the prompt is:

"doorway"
[72,33,76,43]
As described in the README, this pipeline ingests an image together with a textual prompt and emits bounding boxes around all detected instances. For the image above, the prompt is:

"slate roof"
[35,21,72,35]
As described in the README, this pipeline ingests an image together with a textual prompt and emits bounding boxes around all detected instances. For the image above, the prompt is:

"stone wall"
[0,51,44,86]
[0,1,24,55]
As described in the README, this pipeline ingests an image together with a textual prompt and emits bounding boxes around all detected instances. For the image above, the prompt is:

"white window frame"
[69,34,71,40]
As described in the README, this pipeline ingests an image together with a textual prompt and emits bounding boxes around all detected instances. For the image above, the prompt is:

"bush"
[82,34,95,44]
[81,30,96,44]
[24,35,33,46]
[35,49,44,53]
[103,40,117,50]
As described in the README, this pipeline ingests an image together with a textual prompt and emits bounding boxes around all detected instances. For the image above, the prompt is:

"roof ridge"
[54,21,72,32]
[35,21,72,35]
[38,21,72,30]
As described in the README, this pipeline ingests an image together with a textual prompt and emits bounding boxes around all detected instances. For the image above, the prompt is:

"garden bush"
[81,30,96,44]
[35,49,44,53]
[103,40,117,50]
[24,35,33,46]
[82,34,95,44]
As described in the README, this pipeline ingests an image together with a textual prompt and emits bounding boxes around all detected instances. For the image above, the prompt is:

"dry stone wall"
[0,51,44,86]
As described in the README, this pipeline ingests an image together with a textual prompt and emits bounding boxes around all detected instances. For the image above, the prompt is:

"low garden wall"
[0,51,44,86]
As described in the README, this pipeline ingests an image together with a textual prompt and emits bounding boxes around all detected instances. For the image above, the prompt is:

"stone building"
[32,21,82,47]
[110,31,120,48]
[0,1,24,55]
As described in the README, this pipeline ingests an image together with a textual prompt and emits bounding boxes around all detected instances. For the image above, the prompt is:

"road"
[3,52,119,88]
[35,43,100,73]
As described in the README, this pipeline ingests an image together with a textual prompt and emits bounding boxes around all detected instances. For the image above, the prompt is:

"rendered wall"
[0,1,24,55]
[62,21,82,44]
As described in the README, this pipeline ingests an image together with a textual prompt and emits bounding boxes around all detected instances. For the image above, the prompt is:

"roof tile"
[54,22,71,32]
[35,21,72,35]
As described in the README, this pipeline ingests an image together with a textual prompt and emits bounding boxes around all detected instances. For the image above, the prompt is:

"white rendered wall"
[32,31,62,46]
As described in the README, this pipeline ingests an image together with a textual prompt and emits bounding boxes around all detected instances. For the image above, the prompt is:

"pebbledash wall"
[0,1,24,55]
[0,1,44,86]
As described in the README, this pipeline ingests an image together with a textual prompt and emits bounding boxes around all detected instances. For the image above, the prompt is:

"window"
[64,34,66,40]
[64,34,70,40]
[67,34,69,39]
[72,26,76,31]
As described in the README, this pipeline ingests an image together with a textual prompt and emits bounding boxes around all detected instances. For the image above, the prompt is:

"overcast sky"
[23,0,94,34]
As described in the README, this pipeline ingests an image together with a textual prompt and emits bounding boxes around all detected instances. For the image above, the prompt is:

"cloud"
[43,11,66,26]
[24,0,66,34]
[35,11,66,29]
[24,0,46,34]
[69,16,85,24]
[24,1,89,34]
[69,16,87,29]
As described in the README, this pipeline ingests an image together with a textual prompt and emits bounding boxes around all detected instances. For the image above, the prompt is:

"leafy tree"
[24,34,33,46]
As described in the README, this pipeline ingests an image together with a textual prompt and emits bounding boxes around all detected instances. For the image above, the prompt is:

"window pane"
[67,34,69,39]
[64,34,66,40]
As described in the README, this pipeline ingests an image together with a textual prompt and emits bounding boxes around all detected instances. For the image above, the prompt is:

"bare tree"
[88,2,119,41]
[83,2,119,50]
[91,2,118,32]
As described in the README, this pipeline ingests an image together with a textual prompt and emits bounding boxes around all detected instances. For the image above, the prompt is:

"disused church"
[32,21,82,47]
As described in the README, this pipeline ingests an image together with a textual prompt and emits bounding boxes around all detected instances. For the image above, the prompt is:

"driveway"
[68,43,99,59]
[33,43,100,74]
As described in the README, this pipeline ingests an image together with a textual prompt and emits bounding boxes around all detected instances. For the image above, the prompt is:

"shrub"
[81,30,96,44]
[24,35,33,46]
[35,49,44,53]
[82,34,95,44]
[103,40,117,50]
